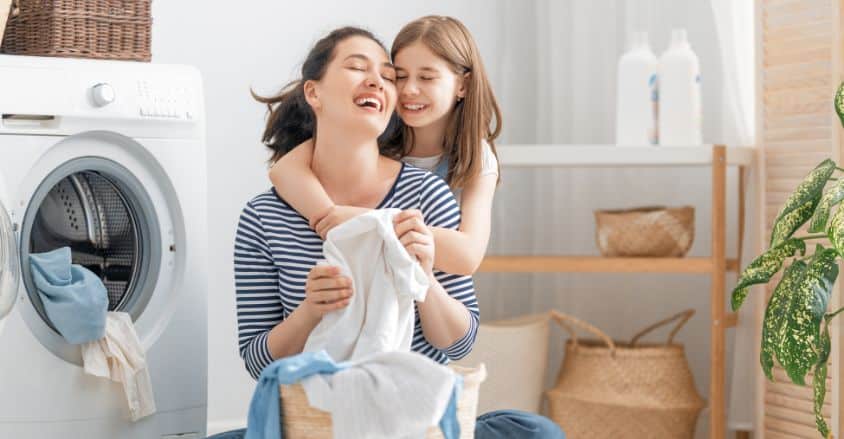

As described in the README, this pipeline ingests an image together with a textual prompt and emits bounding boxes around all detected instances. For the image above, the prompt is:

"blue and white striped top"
[233,163,480,379]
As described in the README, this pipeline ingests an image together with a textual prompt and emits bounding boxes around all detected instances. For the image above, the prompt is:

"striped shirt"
[233,163,480,379]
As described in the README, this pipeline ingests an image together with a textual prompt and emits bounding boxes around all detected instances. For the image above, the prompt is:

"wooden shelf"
[496,144,755,167]
[481,145,754,439]
[479,256,740,273]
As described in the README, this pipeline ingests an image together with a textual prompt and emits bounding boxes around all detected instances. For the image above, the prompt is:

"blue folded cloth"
[246,350,461,439]
[29,247,108,344]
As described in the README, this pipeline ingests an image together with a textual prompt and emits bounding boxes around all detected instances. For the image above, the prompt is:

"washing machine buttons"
[91,83,116,107]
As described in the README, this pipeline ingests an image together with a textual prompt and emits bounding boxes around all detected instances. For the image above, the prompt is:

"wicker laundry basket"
[280,363,487,439]
[1,0,151,61]
[594,206,694,257]
[546,309,705,439]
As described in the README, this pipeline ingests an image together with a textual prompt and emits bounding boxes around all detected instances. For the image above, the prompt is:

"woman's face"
[307,36,397,139]
[394,41,465,129]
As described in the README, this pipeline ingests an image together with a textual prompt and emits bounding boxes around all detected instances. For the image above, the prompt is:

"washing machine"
[0,55,207,438]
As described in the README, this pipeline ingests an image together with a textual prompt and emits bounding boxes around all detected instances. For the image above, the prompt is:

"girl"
[268,15,501,276]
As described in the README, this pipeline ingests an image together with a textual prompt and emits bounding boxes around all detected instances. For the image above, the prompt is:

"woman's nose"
[365,73,384,90]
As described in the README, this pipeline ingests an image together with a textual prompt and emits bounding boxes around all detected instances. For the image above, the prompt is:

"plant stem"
[826,306,844,321]
[837,167,844,172]
[795,234,828,241]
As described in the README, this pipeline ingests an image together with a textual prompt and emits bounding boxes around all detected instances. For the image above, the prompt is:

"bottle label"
[649,73,659,144]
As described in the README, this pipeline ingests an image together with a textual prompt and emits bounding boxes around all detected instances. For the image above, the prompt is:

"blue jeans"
[476,410,564,438]
[206,410,564,438]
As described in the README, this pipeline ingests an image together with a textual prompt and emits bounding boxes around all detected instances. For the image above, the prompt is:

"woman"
[214,26,563,439]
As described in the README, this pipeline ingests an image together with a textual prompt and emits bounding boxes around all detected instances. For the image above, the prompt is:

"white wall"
[151,1,747,436]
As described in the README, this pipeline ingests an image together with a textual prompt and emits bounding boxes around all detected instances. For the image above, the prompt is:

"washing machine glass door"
[0,198,20,320]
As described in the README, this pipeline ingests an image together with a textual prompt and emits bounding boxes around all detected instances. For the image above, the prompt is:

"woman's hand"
[394,209,435,276]
[300,264,353,321]
[315,205,370,239]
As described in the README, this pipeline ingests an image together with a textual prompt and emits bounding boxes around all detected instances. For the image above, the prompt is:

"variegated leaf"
[813,318,831,438]
[827,204,844,255]
[761,260,807,380]
[731,238,807,311]
[779,246,838,385]
[809,178,844,233]
[771,200,820,248]
[771,159,835,247]
[836,81,844,128]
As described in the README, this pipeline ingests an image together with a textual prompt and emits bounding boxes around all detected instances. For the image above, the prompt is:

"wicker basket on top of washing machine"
[1,0,151,61]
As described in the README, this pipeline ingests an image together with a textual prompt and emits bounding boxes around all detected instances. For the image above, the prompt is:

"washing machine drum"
[19,157,161,359]
[30,171,140,311]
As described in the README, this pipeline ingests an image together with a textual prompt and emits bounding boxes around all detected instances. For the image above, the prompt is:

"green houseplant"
[732,81,844,438]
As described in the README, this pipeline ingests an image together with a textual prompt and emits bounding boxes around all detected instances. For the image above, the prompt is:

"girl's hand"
[394,209,435,276]
[315,206,370,239]
[301,264,353,320]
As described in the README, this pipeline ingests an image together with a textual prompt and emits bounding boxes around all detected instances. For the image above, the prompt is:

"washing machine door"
[0,194,21,323]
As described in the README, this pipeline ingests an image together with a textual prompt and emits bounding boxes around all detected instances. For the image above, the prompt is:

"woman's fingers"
[314,297,351,312]
[308,264,340,279]
[308,275,352,292]
[394,213,428,239]
[400,230,432,247]
[311,288,353,304]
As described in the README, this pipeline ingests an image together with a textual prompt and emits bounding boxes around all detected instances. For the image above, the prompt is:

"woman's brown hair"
[384,15,502,188]
[253,27,388,163]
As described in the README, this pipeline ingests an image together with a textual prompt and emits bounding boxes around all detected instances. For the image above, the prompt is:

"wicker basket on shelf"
[594,205,694,257]
[280,363,487,439]
[546,310,705,439]
[1,0,151,61]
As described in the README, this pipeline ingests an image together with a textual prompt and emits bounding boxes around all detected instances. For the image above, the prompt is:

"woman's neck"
[408,115,448,157]
[310,126,393,207]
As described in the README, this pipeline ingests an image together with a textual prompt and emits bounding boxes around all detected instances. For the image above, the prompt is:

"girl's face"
[394,42,466,129]
[307,36,397,139]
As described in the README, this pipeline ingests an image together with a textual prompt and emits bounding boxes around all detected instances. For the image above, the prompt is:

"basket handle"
[550,310,616,355]
[10,0,19,17]
[629,309,695,346]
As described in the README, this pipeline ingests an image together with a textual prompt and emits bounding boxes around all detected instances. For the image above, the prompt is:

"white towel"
[81,312,156,421]
[303,351,456,439]
[302,209,453,438]
[303,208,429,361]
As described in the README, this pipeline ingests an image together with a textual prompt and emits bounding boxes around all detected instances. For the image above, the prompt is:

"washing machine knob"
[91,83,116,107]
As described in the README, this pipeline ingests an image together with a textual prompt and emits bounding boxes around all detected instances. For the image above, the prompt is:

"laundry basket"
[280,363,487,439]
[594,206,694,257]
[1,0,152,61]
[546,310,705,439]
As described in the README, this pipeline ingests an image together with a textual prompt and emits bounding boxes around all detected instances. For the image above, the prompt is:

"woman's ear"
[304,80,321,112]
